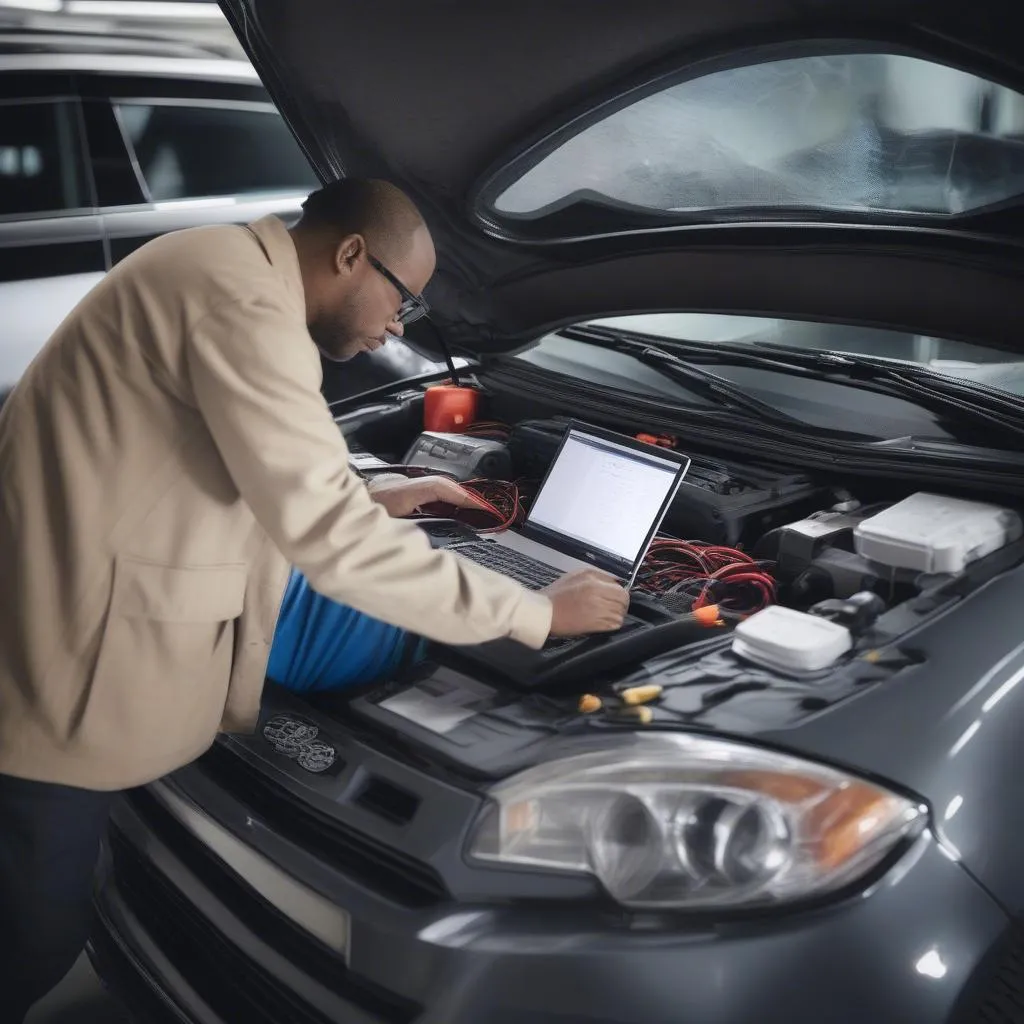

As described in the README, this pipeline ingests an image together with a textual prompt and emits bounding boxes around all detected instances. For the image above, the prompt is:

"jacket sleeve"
[185,296,552,648]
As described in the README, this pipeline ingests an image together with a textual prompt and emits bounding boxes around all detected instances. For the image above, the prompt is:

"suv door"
[77,71,443,399]
[78,73,318,266]
[0,71,104,389]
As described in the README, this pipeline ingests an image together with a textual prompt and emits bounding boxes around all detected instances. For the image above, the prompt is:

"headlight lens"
[467,735,925,909]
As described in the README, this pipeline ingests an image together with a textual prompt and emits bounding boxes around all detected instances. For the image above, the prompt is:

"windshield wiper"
[561,327,858,435]
[566,324,1024,444]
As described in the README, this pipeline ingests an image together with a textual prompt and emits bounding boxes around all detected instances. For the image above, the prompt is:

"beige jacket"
[0,216,551,791]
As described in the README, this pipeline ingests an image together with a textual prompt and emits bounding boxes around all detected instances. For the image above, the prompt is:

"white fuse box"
[732,605,853,674]
[854,492,1022,575]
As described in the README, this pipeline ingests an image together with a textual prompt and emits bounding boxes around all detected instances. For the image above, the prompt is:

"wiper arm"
[563,326,838,434]
[569,324,1024,444]
[750,342,1024,440]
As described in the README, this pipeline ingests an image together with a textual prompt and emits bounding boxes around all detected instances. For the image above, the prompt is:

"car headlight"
[467,734,925,909]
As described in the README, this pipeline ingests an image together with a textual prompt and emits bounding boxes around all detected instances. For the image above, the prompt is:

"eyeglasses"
[368,254,430,326]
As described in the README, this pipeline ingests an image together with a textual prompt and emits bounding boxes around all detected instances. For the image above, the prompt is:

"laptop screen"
[525,428,687,569]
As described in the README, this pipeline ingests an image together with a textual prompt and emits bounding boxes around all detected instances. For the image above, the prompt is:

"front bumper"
[90,776,1017,1024]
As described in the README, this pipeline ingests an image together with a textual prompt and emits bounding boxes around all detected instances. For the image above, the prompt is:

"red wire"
[635,537,775,615]
[448,478,526,532]
[462,421,513,440]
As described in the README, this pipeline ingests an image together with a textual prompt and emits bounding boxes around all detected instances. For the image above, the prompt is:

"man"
[0,178,628,1021]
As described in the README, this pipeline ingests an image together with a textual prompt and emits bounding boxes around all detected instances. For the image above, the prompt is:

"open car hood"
[220,0,1024,357]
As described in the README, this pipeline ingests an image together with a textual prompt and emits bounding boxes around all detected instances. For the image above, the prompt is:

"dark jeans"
[0,772,117,1023]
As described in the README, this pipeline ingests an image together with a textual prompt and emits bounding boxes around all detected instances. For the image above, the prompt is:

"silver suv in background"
[0,26,319,390]
[0,23,443,400]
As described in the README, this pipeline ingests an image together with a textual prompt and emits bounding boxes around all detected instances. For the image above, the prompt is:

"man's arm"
[185,297,551,648]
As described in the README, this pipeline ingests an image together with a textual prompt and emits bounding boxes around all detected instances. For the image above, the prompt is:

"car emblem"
[262,714,338,774]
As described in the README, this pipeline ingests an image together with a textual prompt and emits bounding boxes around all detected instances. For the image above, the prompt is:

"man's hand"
[369,474,487,519]
[541,569,629,637]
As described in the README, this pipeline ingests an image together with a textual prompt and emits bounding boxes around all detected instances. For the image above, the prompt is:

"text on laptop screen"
[526,431,683,565]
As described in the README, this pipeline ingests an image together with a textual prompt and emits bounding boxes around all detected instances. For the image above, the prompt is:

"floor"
[25,954,132,1024]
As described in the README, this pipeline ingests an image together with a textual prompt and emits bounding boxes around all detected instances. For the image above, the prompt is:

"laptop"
[449,423,691,591]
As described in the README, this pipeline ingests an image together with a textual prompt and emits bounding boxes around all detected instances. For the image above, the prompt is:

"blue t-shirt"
[267,570,426,693]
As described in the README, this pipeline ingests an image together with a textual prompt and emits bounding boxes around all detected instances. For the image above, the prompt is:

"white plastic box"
[853,492,1022,575]
[732,605,853,674]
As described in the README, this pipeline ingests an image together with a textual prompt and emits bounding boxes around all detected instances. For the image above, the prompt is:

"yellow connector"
[620,684,663,706]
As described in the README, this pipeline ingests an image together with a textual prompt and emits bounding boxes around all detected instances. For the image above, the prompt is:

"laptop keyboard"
[454,542,561,591]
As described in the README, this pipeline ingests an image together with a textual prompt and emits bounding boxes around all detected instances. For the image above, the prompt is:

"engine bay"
[306,379,1024,778]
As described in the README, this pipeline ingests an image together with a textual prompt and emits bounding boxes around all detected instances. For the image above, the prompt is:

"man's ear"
[334,233,366,275]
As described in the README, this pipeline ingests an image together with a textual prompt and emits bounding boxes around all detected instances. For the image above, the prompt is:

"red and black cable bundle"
[461,421,513,442]
[416,478,535,533]
[635,538,775,615]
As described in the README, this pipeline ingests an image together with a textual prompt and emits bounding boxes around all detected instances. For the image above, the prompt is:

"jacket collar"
[246,215,307,318]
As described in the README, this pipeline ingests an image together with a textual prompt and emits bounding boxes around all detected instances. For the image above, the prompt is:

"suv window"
[492,53,1024,220]
[0,99,89,218]
[115,101,318,203]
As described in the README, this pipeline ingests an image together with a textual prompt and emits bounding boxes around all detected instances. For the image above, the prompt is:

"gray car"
[0,22,319,390]
[0,19,438,400]
[88,1,1024,1022]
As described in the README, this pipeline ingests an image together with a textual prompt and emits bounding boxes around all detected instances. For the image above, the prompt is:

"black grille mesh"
[199,742,448,907]
[110,799,420,1024]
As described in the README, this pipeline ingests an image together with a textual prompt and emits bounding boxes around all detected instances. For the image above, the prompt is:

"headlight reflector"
[468,735,924,909]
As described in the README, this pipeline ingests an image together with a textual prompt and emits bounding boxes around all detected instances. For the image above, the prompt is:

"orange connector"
[635,432,677,448]
[693,604,725,627]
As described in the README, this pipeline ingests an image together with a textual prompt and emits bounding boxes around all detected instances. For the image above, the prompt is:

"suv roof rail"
[0,9,241,59]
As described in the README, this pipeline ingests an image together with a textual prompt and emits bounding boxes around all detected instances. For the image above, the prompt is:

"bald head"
[297,179,428,265]
[290,178,436,361]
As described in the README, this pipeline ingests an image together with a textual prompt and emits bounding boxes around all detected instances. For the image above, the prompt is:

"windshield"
[586,314,1024,396]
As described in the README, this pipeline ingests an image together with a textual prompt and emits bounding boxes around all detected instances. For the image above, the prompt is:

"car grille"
[198,740,449,908]
[110,790,421,1024]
